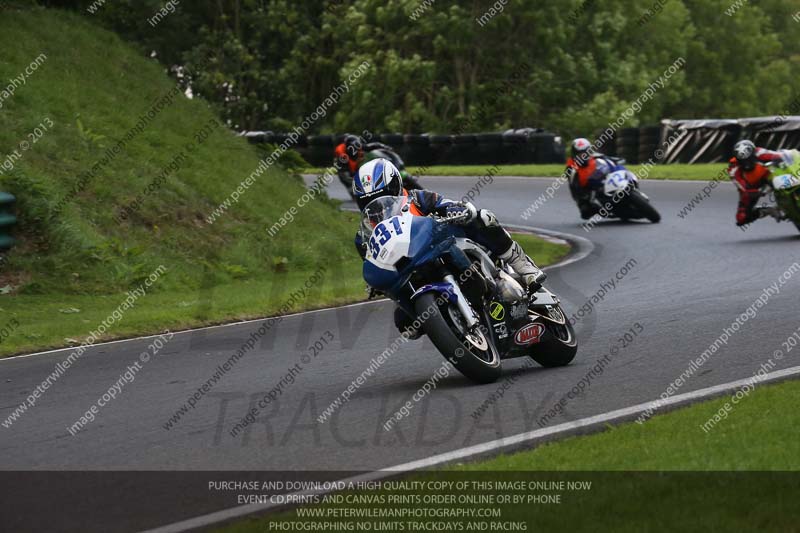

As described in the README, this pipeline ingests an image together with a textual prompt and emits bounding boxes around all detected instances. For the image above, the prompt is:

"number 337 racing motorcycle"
[361,196,578,384]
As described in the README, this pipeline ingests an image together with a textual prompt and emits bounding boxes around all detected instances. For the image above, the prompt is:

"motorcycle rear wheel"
[414,293,502,384]
[528,304,578,368]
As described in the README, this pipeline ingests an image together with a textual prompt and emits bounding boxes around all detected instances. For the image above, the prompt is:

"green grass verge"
[306,164,726,181]
[457,378,800,471]
[409,164,726,181]
[512,233,570,270]
[217,380,800,533]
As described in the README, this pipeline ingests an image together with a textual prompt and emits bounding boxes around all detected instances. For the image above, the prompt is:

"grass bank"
[0,7,360,355]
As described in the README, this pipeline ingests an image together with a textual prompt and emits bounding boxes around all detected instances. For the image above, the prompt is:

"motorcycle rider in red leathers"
[728,140,785,226]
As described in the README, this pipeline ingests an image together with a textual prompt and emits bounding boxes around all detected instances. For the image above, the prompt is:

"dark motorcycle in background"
[361,196,577,384]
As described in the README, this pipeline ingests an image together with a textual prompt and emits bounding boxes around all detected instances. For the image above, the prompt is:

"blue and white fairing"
[362,211,436,291]
[360,196,465,310]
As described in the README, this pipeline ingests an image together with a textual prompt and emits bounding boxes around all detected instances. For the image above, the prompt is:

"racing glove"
[441,202,478,225]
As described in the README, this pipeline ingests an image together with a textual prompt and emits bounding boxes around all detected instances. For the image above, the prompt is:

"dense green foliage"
[32,0,800,137]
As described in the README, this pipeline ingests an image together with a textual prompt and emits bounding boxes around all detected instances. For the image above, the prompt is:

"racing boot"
[499,241,547,293]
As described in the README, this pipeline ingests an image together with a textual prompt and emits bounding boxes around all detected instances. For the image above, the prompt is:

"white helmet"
[353,158,403,210]
[571,137,593,167]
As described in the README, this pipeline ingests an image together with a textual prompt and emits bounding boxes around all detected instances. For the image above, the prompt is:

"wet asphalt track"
[1,175,798,531]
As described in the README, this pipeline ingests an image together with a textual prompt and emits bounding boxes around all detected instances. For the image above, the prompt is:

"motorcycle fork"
[443,273,480,330]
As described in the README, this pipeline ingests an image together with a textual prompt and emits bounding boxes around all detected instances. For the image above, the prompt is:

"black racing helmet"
[343,133,364,159]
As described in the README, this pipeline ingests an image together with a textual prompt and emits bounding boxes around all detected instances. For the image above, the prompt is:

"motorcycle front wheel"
[629,189,661,223]
[414,293,502,384]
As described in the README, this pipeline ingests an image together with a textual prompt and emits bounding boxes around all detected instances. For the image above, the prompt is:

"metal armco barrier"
[660,116,800,164]
[0,192,16,251]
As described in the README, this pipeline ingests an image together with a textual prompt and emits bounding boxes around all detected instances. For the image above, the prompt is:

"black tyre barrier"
[380,133,404,146]
[451,134,480,165]
[429,135,453,164]
[246,128,565,167]
[305,135,335,167]
[476,132,504,164]
[616,127,640,164]
[638,125,662,163]
[502,132,529,164]
[601,135,618,157]
[0,192,16,252]
[402,134,433,166]
[512,127,545,137]
[272,133,291,145]
[660,120,742,163]
[308,134,334,146]
[528,133,565,164]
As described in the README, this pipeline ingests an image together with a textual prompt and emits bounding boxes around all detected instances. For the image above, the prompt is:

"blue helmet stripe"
[353,175,365,195]
[373,160,385,190]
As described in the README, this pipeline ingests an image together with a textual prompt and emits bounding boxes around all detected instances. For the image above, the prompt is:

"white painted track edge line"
[140,364,800,533]
[0,299,386,362]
